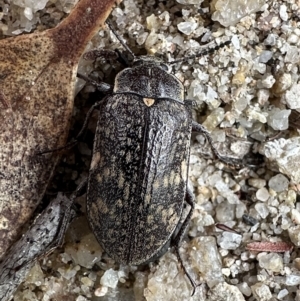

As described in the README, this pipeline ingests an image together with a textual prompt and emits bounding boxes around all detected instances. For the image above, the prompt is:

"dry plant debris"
[0,0,117,261]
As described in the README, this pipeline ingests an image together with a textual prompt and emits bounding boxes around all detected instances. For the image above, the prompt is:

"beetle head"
[132,56,169,72]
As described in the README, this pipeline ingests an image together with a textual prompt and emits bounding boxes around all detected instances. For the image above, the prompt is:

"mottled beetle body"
[87,57,193,265]
[81,26,232,294]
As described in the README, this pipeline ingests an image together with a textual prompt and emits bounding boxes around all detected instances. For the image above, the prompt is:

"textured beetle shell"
[114,64,184,102]
[87,92,192,265]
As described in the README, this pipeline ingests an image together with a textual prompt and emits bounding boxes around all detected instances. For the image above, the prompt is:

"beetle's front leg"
[83,47,130,67]
[36,99,104,155]
[172,188,197,296]
[77,73,112,93]
[83,49,119,61]
[192,120,243,167]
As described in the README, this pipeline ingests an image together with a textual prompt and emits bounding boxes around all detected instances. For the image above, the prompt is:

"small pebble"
[100,269,119,289]
[256,187,269,202]
[269,174,289,192]
[218,232,242,250]
[242,215,258,226]
[251,283,272,301]
[94,286,108,297]
[258,253,283,273]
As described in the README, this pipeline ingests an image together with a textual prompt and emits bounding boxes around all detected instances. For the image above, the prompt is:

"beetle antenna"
[169,40,231,65]
[106,20,136,60]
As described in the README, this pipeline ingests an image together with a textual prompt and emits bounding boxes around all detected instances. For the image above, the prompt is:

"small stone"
[234,97,248,111]
[136,32,148,45]
[251,283,272,301]
[58,265,80,280]
[65,233,102,269]
[212,0,265,27]
[257,89,270,105]
[269,174,289,192]
[246,108,267,123]
[255,203,269,219]
[259,51,273,63]
[146,250,204,300]
[285,45,300,63]
[145,31,159,53]
[94,286,108,297]
[207,282,245,301]
[218,232,242,250]
[287,33,299,44]
[261,75,275,88]
[288,225,300,246]
[189,237,223,288]
[231,35,240,49]
[236,202,247,219]
[292,209,300,225]
[285,274,300,286]
[211,129,226,142]
[237,282,251,297]
[285,83,300,109]
[80,276,94,287]
[272,73,292,95]
[262,137,300,183]
[60,252,72,264]
[267,108,291,130]
[25,263,44,286]
[100,269,119,289]
[216,202,235,222]
[172,34,184,46]
[222,268,231,276]
[264,34,277,46]
[232,71,245,85]
[230,140,251,156]
[248,178,266,189]
[146,14,159,31]
[242,214,258,226]
[258,253,283,273]
[277,289,289,299]
[279,5,288,21]
[177,21,197,35]
[24,7,33,20]
[294,258,300,270]
[203,108,225,131]
[206,86,218,103]
[256,187,269,202]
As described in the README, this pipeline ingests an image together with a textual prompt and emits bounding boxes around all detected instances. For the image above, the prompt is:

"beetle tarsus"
[192,120,243,167]
[174,246,197,296]
[172,188,198,296]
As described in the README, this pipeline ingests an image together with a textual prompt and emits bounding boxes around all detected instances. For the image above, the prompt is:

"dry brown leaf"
[0,0,118,260]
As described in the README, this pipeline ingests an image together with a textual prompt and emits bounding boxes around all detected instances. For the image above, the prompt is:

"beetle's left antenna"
[106,20,136,60]
[169,40,231,65]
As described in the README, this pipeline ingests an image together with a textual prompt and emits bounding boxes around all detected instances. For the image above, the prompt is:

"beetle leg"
[55,178,88,245]
[191,120,242,167]
[83,49,119,61]
[83,48,130,67]
[36,99,103,155]
[77,73,112,93]
[74,100,103,141]
[72,177,88,198]
[172,188,197,296]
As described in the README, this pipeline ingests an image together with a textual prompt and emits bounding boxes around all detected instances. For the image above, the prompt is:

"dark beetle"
[81,23,231,295]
